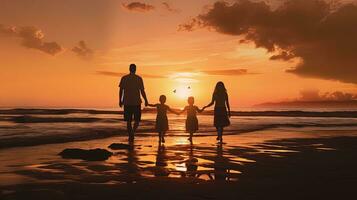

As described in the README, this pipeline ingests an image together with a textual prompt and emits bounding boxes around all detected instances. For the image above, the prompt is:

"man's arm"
[119,87,124,107]
[119,77,124,108]
[141,89,148,107]
[140,77,149,106]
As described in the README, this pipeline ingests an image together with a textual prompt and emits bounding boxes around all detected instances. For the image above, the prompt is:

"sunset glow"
[174,85,192,99]
[0,0,356,109]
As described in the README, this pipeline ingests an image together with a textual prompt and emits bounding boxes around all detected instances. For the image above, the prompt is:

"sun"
[174,86,192,99]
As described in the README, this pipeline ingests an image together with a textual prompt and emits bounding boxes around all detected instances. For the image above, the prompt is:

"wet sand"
[1,128,357,199]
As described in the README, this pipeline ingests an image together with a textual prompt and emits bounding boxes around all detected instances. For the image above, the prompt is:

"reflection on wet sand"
[3,137,248,184]
[125,142,140,183]
[154,144,169,177]
[214,144,230,181]
[2,134,357,200]
[2,130,357,187]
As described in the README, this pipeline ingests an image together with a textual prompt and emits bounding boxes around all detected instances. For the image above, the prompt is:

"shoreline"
[1,128,356,199]
[1,108,357,118]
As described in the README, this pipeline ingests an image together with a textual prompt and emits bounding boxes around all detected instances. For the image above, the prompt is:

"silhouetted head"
[214,81,227,95]
[129,64,136,74]
[159,95,166,104]
[187,96,194,105]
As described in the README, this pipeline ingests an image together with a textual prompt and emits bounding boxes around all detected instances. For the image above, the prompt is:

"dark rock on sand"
[108,143,132,150]
[186,157,198,171]
[59,148,112,161]
[153,167,170,177]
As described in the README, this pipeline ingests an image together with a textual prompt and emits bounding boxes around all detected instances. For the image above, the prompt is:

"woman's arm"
[204,94,215,109]
[226,93,231,117]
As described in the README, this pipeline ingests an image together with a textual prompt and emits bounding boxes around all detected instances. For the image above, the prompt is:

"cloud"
[162,2,180,13]
[169,72,200,83]
[96,71,164,79]
[179,0,357,84]
[298,90,357,101]
[175,68,258,76]
[0,24,63,55]
[202,68,257,76]
[72,41,94,59]
[122,2,155,12]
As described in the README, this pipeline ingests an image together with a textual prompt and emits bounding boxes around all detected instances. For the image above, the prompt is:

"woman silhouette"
[203,82,231,143]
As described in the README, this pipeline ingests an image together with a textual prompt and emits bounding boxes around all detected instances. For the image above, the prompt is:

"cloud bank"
[122,2,155,12]
[0,24,63,55]
[96,71,164,79]
[179,0,357,84]
[298,90,357,101]
[72,41,94,59]
[202,68,257,76]
[162,2,180,13]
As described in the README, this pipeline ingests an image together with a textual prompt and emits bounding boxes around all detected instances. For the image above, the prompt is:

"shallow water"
[1,110,357,148]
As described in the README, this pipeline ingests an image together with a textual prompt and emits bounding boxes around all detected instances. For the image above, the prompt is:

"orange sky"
[0,0,356,109]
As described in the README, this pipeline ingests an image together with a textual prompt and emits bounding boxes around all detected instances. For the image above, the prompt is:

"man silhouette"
[119,64,149,142]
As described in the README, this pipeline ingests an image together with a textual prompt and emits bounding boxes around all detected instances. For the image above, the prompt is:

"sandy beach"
[1,121,357,199]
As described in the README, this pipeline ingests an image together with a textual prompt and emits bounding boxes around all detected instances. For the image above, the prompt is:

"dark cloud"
[96,71,165,79]
[72,41,94,59]
[162,2,180,13]
[299,90,357,101]
[179,0,357,84]
[0,24,63,55]
[202,68,257,76]
[122,2,155,12]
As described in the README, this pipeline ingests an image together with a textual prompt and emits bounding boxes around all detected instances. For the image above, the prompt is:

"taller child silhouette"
[119,64,149,142]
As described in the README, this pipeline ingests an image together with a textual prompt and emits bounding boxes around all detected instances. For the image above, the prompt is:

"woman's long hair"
[214,81,227,96]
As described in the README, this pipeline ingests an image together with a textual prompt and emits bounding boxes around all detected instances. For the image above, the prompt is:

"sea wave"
[1,108,357,149]
[1,120,357,149]
[1,108,357,118]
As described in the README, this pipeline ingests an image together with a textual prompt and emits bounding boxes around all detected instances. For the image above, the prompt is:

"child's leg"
[158,131,162,143]
[217,127,223,142]
[161,131,166,143]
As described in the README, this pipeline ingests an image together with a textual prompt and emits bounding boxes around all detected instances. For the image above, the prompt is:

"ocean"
[1,108,357,149]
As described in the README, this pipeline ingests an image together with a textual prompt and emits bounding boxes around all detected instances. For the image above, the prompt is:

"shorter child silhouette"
[179,96,204,143]
[148,95,178,143]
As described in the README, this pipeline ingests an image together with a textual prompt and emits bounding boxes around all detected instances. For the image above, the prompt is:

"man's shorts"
[124,105,141,122]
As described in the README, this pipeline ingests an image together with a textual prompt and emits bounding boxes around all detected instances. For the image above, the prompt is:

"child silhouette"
[179,96,204,143]
[148,95,178,143]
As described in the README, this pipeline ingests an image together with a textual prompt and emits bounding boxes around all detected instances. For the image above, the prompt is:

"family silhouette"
[119,64,231,144]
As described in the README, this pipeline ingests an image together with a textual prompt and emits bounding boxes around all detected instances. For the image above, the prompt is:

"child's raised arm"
[167,106,179,115]
[147,103,158,107]
[177,106,187,115]
[196,106,204,113]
